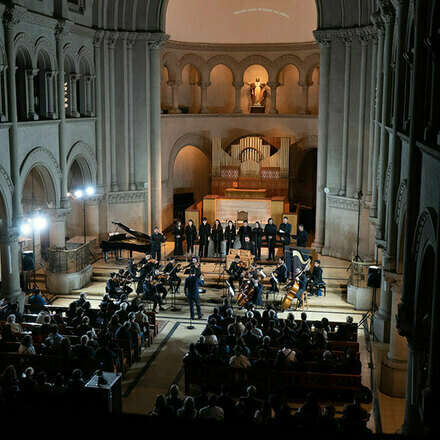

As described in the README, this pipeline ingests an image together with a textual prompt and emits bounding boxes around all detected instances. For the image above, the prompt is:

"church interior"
[0,0,439,435]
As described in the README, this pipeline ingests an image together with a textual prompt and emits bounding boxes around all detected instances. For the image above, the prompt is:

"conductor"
[184,272,204,320]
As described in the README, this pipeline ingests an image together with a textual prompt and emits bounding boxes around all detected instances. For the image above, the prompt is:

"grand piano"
[100,221,151,262]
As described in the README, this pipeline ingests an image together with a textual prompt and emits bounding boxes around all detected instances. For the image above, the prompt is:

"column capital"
[232,81,244,89]
[267,81,280,89]
[55,19,74,41]
[167,80,181,88]
[298,80,312,88]
[93,30,105,48]
[336,29,355,45]
[148,32,169,49]
[380,1,396,24]
[0,227,19,244]
[126,33,137,49]
[313,30,333,47]
[383,270,402,287]
[396,300,414,343]
[50,208,70,222]
[45,70,57,79]
[2,6,27,31]
[197,81,211,89]
[25,68,39,77]
[69,73,81,81]
[83,74,95,82]
[104,31,119,49]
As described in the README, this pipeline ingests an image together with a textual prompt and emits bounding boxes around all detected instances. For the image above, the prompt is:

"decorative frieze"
[327,195,359,212]
[107,190,146,205]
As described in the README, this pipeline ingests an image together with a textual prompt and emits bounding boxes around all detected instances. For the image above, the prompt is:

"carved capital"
[313,30,333,47]
[167,80,181,88]
[126,33,137,49]
[2,6,26,30]
[148,32,169,49]
[267,81,280,89]
[26,68,39,78]
[396,301,414,342]
[197,81,211,89]
[93,30,104,48]
[232,81,244,89]
[55,20,73,41]
[105,31,119,49]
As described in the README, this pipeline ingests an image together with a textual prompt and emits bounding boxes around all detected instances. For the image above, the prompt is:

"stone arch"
[177,53,207,82]
[19,147,62,209]
[78,46,95,74]
[34,36,57,70]
[14,33,35,67]
[167,133,211,182]
[303,53,320,84]
[238,55,273,82]
[206,55,239,83]
[162,51,179,81]
[272,54,304,83]
[0,166,14,230]
[66,141,97,186]
[64,51,77,74]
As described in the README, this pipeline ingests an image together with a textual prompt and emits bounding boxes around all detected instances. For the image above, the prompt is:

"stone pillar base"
[347,285,373,310]
[46,265,93,294]
[380,358,408,397]
[311,241,323,252]
[373,310,391,342]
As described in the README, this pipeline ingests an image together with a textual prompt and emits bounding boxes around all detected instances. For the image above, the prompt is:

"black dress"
[253,226,264,259]
[264,223,277,260]
[224,225,236,255]
[173,224,185,255]
[211,225,224,255]
[198,222,211,258]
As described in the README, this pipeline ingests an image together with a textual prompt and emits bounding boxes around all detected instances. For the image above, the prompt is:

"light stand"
[70,186,96,245]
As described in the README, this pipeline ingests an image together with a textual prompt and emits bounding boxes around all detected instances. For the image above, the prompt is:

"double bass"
[280,261,310,311]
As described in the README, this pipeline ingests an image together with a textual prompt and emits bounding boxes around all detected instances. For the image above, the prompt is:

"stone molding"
[412,207,437,259]
[326,194,359,212]
[0,165,14,193]
[107,190,146,205]
[395,179,408,224]
[2,5,27,30]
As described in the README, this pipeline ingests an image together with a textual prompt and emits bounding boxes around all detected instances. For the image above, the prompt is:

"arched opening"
[0,191,9,294]
[179,64,201,113]
[277,64,301,114]
[36,49,54,120]
[208,64,234,113]
[64,55,79,118]
[161,66,170,112]
[15,46,33,121]
[242,64,270,113]
[21,166,57,267]
[172,145,210,221]
[78,57,93,116]
[289,146,317,232]
[66,159,87,240]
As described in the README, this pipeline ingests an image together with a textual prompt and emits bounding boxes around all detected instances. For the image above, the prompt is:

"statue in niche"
[246,78,268,108]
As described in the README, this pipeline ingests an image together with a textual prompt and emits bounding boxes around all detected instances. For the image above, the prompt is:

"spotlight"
[20,221,32,236]
[33,215,48,231]
[74,189,83,199]
[85,186,95,196]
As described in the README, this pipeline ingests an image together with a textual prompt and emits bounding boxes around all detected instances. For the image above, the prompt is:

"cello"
[236,280,255,308]
[280,261,311,311]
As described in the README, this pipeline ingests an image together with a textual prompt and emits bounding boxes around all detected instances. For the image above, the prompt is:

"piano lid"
[112,221,150,242]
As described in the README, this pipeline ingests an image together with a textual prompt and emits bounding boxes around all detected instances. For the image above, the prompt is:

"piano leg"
[104,251,108,263]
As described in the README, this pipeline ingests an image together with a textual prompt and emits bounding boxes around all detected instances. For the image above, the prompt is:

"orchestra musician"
[152,269,168,301]
[151,226,166,262]
[173,220,185,256]
[264,218,277,260]
[224,220,236,255]
[278,216,292,249]
[253,221,264,260]
[270,256,288,293]
[184,272,204,320]
[164,257,182,294]
[211,219,224,258]
[227,255,245,289]
[198,217,211,258]
[141,275,165,312]
[184,256,202,278]
[185,219,197,256]
[238,220,252,248]
[127,258,138,280]
[309,259,325,296]
[241,235,256,255]
[294,267,308,309]
[251,277,263,306]
[106,272,123,299]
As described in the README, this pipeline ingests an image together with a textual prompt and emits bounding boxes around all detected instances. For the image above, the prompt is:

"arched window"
[36,50,56,119]
[64,55,80,118]
[78,57,94,116]
[15,46,34,121]
[180,64,201,113]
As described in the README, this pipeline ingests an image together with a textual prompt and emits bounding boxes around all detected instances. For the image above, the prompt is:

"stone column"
[83,74,94,116]
[380,275,408,397]
[25,68,39,120]
[384,0,409,271]
[93,31,104,190]
[376,9,395,240]
[233,81,243,113]
[149,34,169,229]
[45,70,56,119]
[199,81,210,114]
[0,228,23,303]
[49,209,68,248]
[339,33,353,196]
[367,34,378,204]
[312,33,332,251]
[267,81,279,114]
[0,65,7,121]
[167,80,182,114]
[121,32,130,191]
[298,81,311,114]
[105,31,119,192]
[374,266,395,342]
[354,33,370,197]
[127,33,137,190]
[55,20,73,210]
[370,17,385,218]
[68,73,81,117]
[4,6,26,222]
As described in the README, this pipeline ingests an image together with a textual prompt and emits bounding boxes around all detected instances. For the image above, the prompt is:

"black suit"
[185,224,197,254]
[294,229,308,247]
[279,222,292,247]
[211,225,224,255]
[224,225,236,255]
[264,223,277,260]
[198,222,211,258]
[253,227,264,259]
[227,261,243,289]
[151,232,165,261]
